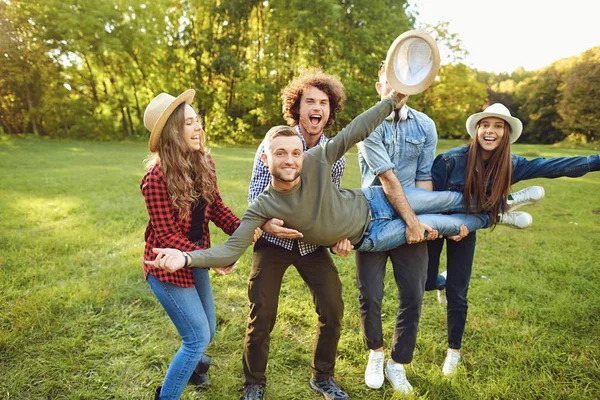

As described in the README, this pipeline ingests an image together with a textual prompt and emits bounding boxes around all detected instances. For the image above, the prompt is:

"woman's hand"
[447,225,469,242]
[145,248,186,273]
[332,238,353,257]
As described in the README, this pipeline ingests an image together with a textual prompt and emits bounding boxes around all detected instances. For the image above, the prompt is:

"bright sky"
[409,0,600,74]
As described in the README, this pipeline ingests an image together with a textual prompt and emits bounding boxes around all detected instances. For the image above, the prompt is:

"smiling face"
[297,86,330,140]
[261,131,304,190]
[476,116,508,159]
[182,104,204,152]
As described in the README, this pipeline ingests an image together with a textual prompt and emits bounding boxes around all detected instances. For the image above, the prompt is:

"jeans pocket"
[361,186,375,201]
[357,236,375,252]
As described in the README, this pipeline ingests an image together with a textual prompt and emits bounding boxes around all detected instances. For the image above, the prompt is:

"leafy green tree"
[556,46,600,142]
[514,66,566,144]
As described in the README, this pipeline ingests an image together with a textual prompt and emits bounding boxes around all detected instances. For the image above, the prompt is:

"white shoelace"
[367,355,384,374]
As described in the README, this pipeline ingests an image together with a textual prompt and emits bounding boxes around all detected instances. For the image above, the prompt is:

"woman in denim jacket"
[425,103,600,376]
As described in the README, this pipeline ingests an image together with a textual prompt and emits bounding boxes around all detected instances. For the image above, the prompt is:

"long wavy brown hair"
[463,121,512,228]
[281,69,346,129]
[145,102,215,220]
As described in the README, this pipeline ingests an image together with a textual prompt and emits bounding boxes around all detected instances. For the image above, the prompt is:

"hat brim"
[148,89,196,152]
[385,30,440,95]
[466,111,523,144]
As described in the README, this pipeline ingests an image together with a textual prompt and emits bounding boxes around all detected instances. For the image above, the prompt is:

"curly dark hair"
[281,69,346,129]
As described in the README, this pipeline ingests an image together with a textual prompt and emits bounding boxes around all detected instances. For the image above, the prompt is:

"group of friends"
[141,63,600,400]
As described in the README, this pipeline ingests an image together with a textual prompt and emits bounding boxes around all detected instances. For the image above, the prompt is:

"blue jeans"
[147,268,216,400]
[356,186,489,252]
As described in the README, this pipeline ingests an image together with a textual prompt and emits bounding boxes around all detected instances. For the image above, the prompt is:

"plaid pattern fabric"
[248,126,346,255]
[141,156,240,287]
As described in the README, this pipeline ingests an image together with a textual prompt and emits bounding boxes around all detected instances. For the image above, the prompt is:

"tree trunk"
[25,83,39,135]
[84,55,99,105]
[126,106,134,136]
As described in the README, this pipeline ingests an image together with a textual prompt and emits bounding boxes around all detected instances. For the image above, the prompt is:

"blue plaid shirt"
[248,125,346,255]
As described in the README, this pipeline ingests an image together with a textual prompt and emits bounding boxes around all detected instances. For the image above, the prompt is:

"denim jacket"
[432,144,600,193]
[357,106,438,188]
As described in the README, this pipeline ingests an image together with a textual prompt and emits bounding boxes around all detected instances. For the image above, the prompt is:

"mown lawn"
[1,136,599,399]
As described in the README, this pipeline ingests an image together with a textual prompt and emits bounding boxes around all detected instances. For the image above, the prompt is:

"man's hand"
[214,261,240,276]
[332,238,353,257]
[252,227,263,244]
[145,248,185,273]
[261,218,303,239]
[447,225,469,242]
[422,223,439,241]
[405,222,426,244]
[387,89,408,109]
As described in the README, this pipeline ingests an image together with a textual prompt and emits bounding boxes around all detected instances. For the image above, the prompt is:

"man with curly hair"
[241,69,350,400]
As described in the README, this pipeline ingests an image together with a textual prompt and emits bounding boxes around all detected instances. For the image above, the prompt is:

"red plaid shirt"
[141,156,240,287]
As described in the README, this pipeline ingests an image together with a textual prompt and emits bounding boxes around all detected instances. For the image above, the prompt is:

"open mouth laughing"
[309,114,322,126]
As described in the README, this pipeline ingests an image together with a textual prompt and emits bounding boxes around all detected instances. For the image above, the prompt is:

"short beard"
[272,169,301,183]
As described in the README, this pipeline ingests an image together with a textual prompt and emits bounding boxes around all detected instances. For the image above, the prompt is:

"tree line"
[1,0,598,144]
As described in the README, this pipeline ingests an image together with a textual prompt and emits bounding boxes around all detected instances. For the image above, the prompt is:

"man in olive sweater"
[146,91,491,272]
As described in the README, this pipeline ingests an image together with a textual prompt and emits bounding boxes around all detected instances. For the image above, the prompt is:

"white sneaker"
[442,350,461,376]
[364,350,385,389]
[507,186,545,211]
[384,360,413,394]
[437,271,447,305]
[497,211,533,229]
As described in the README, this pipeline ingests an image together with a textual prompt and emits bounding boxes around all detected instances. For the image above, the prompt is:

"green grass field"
[1,136,599,399]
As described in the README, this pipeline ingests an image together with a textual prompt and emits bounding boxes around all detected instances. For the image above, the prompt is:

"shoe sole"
[365,378,384,389]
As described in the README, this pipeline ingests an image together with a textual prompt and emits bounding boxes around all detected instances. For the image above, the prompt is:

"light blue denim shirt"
[357,106,437,188]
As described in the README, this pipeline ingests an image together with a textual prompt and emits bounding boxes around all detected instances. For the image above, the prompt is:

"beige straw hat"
[466,103,523,143]
[384,30,440,95]
[144,89,195,152]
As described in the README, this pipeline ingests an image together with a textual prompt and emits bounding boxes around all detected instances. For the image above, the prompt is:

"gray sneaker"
[507,186,545,211]
[309,377,349,400]
[497,211,533,229]
[240,384,265,400]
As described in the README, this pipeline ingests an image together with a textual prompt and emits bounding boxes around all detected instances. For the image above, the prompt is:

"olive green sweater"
[189,96,397,268]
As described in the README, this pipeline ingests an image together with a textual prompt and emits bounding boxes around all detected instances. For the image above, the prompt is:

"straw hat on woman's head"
[466,103,523,144]
[144,89,196,152]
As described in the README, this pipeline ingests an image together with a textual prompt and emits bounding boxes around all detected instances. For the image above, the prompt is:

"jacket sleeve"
[189,205,266,268]
[431,153,450,191]
[141,172,201,252]
[511,154,600,184]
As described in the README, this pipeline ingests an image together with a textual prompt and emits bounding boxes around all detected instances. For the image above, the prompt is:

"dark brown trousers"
[242,239,344,385]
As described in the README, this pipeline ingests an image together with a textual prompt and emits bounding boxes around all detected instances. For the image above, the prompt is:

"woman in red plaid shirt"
[141,89,242,399]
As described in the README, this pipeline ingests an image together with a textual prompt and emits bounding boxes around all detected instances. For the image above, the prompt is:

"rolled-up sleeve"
[357,125,395,177]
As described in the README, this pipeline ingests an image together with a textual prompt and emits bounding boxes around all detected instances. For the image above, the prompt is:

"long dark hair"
[145,103,215,219]
[463,122,512,228]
